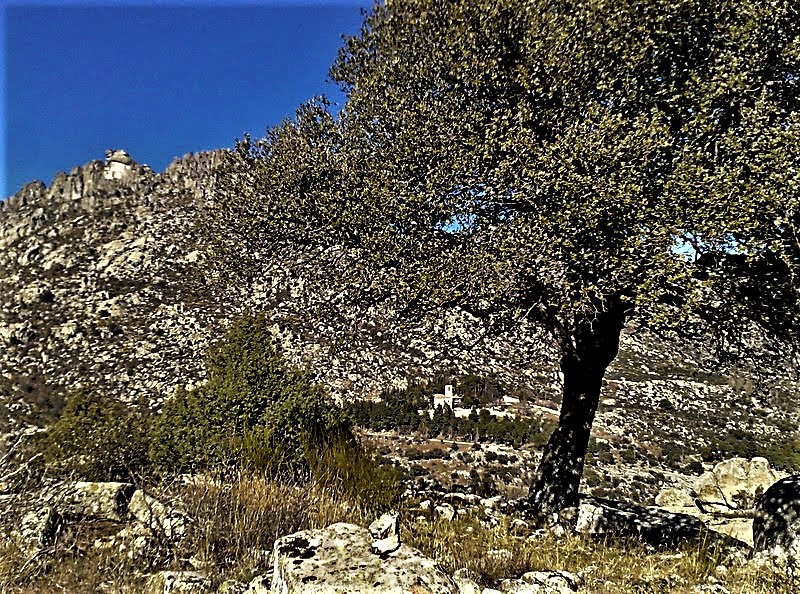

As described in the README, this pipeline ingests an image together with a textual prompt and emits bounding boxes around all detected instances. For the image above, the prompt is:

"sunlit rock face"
[0,149,226,433]
[270,521,459,594]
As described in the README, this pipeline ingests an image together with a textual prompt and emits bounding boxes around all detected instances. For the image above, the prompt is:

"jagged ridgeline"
[0,149,552,423]
[1,148,799,472]
[1,150,227,426]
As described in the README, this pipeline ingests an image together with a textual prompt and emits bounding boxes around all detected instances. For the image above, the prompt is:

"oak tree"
[216,0,800,516]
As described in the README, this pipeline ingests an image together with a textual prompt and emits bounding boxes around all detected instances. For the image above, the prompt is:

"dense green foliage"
[38,389,151,482]
[150,313,353,476]
[37,314,356,482]
[213,0,800,513]
[219,0,799,342]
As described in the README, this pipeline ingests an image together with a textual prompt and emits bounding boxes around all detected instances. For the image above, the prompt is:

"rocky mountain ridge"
[0,150,551,430]
[1,150,798,465]
[1,150,227,431]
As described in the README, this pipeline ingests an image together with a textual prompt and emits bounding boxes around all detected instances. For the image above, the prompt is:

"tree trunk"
[528,304,627,518]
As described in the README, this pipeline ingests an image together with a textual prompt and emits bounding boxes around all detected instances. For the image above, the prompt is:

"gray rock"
[452,568,481,594]
[271,521,458,593]
[444,492,480,505]
[369,511,400,555]
[115,521,159,561]
[17,506,63,554]
[435,503,456,522]
[498,580,539,594]
[519,570,579,593]
[128,489,190,541]
[655,487,695,509]
[753,474,800,560]
[574,496,711,549]
[243,574,271,593]
[56,481,135,522]
[480,496,503,510]
[695,457,785,511]
[509,518,530,534]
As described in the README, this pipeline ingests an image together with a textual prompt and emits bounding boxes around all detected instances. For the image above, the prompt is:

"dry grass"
[172,471,378,583]
[0,473,368,593]
[0,444,401,593]
[0,538,147,593]
[3,474,800,593]
[404,514,800,594]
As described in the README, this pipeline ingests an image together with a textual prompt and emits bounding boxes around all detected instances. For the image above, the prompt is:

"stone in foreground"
[369,511,401,555]
[753,474,800,558]
[271,522,458,593]
[144,571,212,593]
[57,481,136,522]
[574,496,712,549]
[495,570,579,594]
[695,457,785,511]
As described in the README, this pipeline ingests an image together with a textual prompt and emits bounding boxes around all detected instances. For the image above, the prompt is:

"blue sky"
[3,0,371,198]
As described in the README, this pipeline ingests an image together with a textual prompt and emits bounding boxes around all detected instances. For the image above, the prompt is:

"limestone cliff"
[0,150,551,433]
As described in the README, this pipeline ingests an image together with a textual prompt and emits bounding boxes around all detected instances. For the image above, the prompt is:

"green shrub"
[37,389,151,482]
[148,385,239,472]
[309,440,405,515]
[241,388,353,478]
[149,313,353,476]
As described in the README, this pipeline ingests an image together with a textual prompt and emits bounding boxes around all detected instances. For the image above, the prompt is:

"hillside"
[1,150,799,594]
[0,150,548,423]
[1,150,798,475]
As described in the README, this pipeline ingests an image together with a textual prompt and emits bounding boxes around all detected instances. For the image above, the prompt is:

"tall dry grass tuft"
[169,445,403,582]
[0,534,147,594]
[403,515,800,594]
[174,473,357,578]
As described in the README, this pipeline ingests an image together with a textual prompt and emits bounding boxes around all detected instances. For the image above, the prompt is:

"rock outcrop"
[270,521,458,593]
[655,457,788,545]
[572,496,718,549]
[0,149,554,436]
[9,480,187,561]
[753,475,800,559]
[695,457,785,511]
[144,571,212,594]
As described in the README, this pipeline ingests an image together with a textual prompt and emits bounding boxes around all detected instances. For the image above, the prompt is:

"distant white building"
[432,384,460,410]
[103,149,134,181]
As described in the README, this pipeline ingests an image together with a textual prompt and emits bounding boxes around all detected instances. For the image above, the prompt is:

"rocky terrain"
[3,457,798,593]
[0,150,226,425]
[0,150,552,431]
[3,151,800,593]
[1,149,799,494]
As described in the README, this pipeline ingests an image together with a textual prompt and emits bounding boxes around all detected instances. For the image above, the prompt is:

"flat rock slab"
[271,522,458,594]
[56,481,135,522]
[575,496,713,549]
